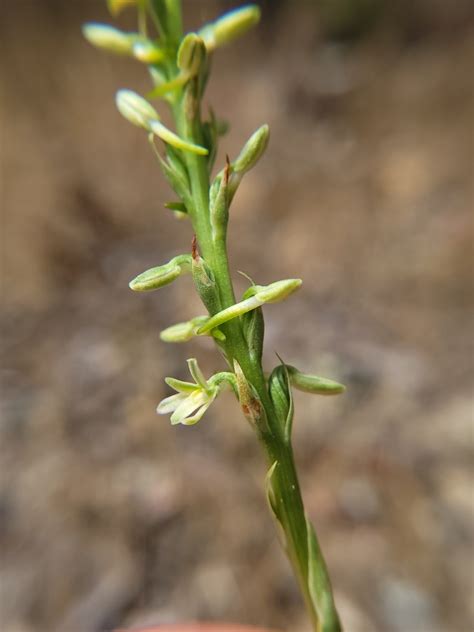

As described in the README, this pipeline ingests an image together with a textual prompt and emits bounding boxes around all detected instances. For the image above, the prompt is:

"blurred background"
[1,1,473,630]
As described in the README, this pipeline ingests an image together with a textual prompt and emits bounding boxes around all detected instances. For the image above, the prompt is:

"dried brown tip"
[191,234,199,260]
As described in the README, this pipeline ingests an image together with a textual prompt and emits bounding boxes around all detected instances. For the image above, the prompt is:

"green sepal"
[187,357,208,391]
[306,517,342,632]
[268,363,293,442]
[164,377,196,392]
[287,366,345,395]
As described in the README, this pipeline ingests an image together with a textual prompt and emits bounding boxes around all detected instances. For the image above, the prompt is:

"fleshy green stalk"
[84,2,343,630]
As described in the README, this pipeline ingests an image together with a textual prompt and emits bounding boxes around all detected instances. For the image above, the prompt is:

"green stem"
[171,47,341,632]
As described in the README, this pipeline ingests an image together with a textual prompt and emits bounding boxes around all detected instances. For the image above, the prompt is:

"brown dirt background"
[1,1,473,631]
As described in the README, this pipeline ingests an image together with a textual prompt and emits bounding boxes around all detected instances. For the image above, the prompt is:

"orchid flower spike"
[157,359,235,426]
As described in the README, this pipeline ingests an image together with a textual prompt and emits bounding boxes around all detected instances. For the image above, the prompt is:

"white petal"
[156,392,186,414]
[180,400,212,425]
[170,390,209,424]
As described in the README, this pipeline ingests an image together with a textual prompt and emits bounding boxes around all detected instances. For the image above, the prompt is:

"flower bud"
[233,124,270,174]
[160,316,208,343]
[116,90,159,130]
[196,279,302,335]
[129,254,191,291]
[132,40,166,64]
[287,366,346,395]
[177,33,206,77]
[199,5,261,51]
[254,279,302,303]
[83,23,135,55]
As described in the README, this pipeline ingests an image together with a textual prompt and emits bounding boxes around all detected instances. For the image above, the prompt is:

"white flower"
[157,359,234,426]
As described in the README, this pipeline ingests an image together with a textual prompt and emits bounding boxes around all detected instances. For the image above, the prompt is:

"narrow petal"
[165,377,197,393]
[179,400,212,425]
[156,392,186,414]
[150,120,208,156]
[170,390,208,424]
[187,359,209,391]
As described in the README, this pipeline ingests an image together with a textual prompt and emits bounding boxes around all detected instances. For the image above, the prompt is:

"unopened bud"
[254,279,302,303]
[82,23,135,55]
[287,366,346,395]
[234,124,270,174]
[129,254,191,291]
[116,90,159,130]
[177,33,206,77]
[132,40,166,64]
[197,279,301,335]
[199,5,261,51]
[152,140,192,210]
[160,316,208,343]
